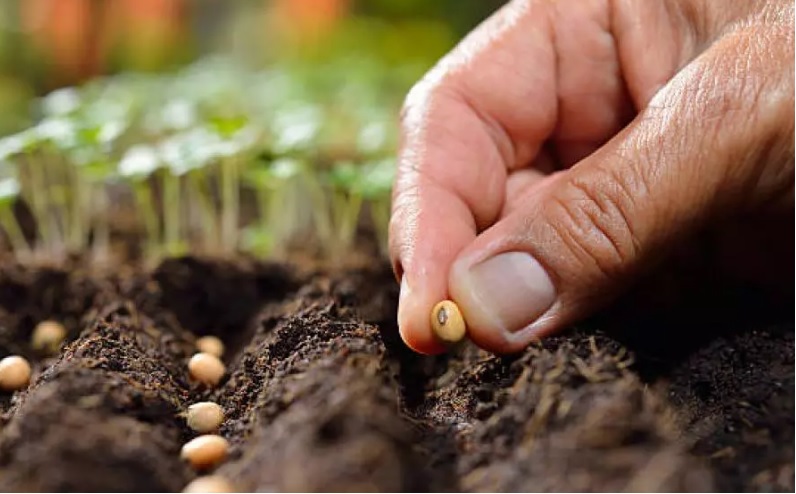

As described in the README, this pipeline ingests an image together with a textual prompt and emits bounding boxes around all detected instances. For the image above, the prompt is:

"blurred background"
[0,0,502,135]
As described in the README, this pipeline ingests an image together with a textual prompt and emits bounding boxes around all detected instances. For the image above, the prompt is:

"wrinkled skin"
[390,0,794,354]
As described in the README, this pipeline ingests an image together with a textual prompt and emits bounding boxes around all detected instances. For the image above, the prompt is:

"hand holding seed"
[391,0,793,354]
[430,300,466,345]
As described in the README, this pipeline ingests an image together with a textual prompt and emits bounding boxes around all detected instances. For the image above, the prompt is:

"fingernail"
[396,275,438,354]
[452,252,555,333]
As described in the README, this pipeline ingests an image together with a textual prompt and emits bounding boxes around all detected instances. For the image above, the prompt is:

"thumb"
[448,34,794,353]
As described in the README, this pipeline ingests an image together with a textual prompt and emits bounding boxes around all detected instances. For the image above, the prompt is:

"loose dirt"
[0,256,791,491]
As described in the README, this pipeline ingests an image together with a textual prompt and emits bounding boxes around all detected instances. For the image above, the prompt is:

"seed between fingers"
[430,300,466,344]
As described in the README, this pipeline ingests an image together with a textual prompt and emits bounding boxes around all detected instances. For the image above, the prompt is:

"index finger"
[390,0,557,353]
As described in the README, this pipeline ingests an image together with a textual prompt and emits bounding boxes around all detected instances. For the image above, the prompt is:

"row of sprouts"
[0,56,399,264]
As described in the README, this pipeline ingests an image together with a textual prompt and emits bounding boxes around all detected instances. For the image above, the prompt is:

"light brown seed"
[430,300,466,344]
[196,336,224,358]
[181,434,229,470]
[188,353,225,387]
[186,402,225,433]
[195,336,224,358]
[0,355,32,391]
[31,320,67,354]
[182,475,236,493]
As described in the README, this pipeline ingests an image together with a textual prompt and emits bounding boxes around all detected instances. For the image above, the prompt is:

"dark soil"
[0,256,791,492]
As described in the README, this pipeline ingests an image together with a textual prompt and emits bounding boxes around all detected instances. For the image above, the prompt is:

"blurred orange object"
[22,0,100,84]
[273,0,350,43]
[103,0,188,71]
[21,0,187,86]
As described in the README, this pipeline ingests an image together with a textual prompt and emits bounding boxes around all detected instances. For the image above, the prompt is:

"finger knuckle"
[547,173,642,280]
[399,67,454,134]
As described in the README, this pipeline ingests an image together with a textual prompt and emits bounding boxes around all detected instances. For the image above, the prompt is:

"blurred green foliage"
[0,0,502,261]
[0,52,413,261]
[0,0,500,137]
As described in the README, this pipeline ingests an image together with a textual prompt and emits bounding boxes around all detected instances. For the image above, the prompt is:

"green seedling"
[242,156,304,257]
[359,158,395,257]
[36,117,80,254]
[118,144,162,260]
[161,167,184,257]
[0,127,58,257]
[161,127,218,254]
[9,98,128,261]
[158,133,198,258]
[40,87,81,118]
[65,119,127,260]
[207,114,259,254]
[314,157,395,259]
[322,161,365,258]
[270,104,322,155]
[241,159,277,257]
[0,172,28,257]
[1,54,411,264]
[144,98,198,134]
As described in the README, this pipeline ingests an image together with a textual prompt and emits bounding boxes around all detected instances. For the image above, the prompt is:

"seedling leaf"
[119,145,161,180]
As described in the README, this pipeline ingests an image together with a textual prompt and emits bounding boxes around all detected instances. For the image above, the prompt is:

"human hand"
[390,0,794,354]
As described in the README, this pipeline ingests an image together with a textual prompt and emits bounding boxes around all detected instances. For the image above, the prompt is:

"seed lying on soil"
[182,475,236,493]
[430,300,467,344]
[181,435,230,470]
[0,355,32,391]
[196,336,225,358]
[186,402,225,433]
[188,353,226,387]
[31,320,67,354]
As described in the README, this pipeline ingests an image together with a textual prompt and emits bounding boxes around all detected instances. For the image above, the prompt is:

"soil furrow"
[0,299,196,491]
[0,258,791,492]
[212,281,432,491]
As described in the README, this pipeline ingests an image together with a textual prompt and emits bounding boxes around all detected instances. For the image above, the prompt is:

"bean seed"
[181,434,229,470]
[183,475,236,493]
[0,355,31,391]
[186,402,224,433]
[430,300,466,344]
[196,336,224,358]
[188,353,225,387]
[31,320,67,354]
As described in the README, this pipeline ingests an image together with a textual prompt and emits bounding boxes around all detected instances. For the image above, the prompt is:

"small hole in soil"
[692,380,713,400]
[474,386,494,402]
[152,257,299,359]
[316,418,346,444]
